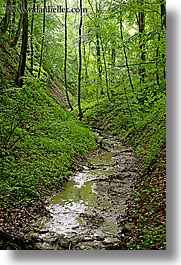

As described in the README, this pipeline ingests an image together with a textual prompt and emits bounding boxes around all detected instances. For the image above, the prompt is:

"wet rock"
[25,231,40,241]
[121,222,135,234]
[103,237,120,245]
[57,236,70,250]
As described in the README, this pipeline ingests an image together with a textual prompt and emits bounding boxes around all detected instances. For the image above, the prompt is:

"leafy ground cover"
[0,79,97,236]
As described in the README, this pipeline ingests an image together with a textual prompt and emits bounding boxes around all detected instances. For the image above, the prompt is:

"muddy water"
[34,134,137,250]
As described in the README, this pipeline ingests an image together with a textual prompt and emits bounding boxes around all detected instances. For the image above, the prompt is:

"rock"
[103,237,120,245]
[25,232,40,240]
[82,165,89,170]
[121,223,134,234]
[57,235,70,249]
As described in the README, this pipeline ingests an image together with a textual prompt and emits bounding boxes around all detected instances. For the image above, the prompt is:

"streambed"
[32,133,137,250]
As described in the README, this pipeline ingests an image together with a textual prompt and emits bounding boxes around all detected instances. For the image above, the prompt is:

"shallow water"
[34,134,137,250]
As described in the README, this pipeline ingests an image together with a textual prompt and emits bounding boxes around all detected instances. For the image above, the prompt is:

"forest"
[0,0,166,250]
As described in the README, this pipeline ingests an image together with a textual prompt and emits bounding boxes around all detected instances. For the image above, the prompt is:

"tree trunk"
[82,25,88,81]
[96,33,103,94]
[160,0,166,29]
[160,0,166,79]
[78,0,83,120]
[10,0,16,39]
[30,0,36,74]
[15,0,28,87]
[156,0,166,85]
[64,0,73,111]
[120,4,135,93]
[119,1,136,131]
[111,48,116,67]
[38,0,46,78]
[10,14,23,47]
[137,1,146,83]
[100,37,110,100]
[0,0,11,33]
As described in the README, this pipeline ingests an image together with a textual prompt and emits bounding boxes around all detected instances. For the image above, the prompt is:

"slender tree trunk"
[111,48,116,67]
[119,1,136,131]
[83,43,88,80]
[96,33,103,94]
[10,13,23,47]
[160,0,166,79]
[156,33,160,87]
[82,25,88,80]
[110,47,116,89]
[10,0,16,39]
[156,0,166,85]
[100,37,110,100]
[136,0,146,83]
[120,5,135,93]
[78,0,83,120]
[160,0,166,29]
[64,0,73,111]
[0,0,11,33]
[87,0,103,96]
[38,0,46,78]
[30,0,36,74]
[16,0,28,87]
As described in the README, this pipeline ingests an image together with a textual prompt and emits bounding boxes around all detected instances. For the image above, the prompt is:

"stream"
[30,133,137,250]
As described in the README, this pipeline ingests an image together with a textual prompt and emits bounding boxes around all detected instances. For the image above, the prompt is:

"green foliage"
[0,76,97,208]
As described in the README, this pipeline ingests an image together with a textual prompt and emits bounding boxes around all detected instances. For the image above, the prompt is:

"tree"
[119,1,135,94]
[136,0,146,83]
[78,0,83,120]
[30,0,36,74]
[38,0,46,78]
[0,0,11,34]
[16,0,28,87]
[64,0,74,111]
[10,12,23,47]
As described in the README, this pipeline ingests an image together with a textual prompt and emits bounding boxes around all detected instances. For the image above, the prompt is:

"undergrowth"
[0,78,97,210]
[82,93,166,250]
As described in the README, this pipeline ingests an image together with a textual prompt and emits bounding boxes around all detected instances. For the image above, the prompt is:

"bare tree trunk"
[96,33,103,94]
[82,25,88,81]
[10,0,16,39]
[156,0,166,85]
[30,0,36,74]
[0,0,11,33]
[111,48,116,67]
[100,37,110,100]
[78,0,83,120]
[64,0,73,111]
[83,42,88,80]
[38,0,46,78]
[119,1,137,132]
[120,4,135,94]
[136,0,146,83]
[161,0,166,29]
[15,0,28,87]
[10,13,23,47]
[160,0,166,79]
[156,33,160,87]
[87,0,103,96]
